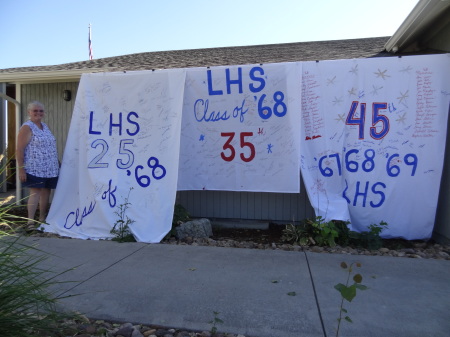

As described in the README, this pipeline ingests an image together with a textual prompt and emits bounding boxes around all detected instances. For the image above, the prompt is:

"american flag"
[89,24,93,60]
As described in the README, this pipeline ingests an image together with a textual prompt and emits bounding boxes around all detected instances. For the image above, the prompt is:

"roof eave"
[0,69,104,84]
[385,0,450,53]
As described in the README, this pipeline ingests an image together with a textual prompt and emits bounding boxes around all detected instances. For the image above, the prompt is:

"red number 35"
[221,132,256,162]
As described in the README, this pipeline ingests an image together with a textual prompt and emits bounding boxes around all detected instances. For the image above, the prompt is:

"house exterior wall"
[20,82,78,160]
[427,19,450,52]
[176,175,314,223]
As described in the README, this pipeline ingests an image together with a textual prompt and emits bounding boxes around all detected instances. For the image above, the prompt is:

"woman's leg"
[27,188,41,223]
[38,188,51,222]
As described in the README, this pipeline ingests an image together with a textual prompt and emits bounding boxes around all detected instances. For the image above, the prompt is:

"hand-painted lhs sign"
[177,63,302,192]
[44,54,449,243]
[46,69,186,242]
[300,54,450,240]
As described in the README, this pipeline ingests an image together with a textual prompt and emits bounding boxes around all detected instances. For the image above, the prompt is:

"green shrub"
[282,217,349,247]
[0,230,77,336]
[110,188,136,242]
[173,204,190,225]
[281,223,308,245]
[163,204,191,240]
[282,217,389,250]
[349,221,388,250]
[334,220,351,246]
[1,163,80,336]
[307,216,339,247]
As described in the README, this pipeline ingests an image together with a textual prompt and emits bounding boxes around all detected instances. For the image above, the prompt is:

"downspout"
[0,91,21,205]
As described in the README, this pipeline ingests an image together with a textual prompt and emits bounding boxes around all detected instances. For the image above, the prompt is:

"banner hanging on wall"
[45,69,186,243]
[177,62,302,192]
[300,54,450,240]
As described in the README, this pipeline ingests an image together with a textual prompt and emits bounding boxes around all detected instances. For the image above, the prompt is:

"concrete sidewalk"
[23,237,450,337]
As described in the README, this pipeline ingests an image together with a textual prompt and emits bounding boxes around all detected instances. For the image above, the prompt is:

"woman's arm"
[16,125,32,182]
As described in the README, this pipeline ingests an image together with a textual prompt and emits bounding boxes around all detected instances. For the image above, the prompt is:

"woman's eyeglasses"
[32,109,44,112]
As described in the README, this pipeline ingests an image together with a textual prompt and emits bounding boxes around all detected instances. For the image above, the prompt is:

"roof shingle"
[1,37,392,74]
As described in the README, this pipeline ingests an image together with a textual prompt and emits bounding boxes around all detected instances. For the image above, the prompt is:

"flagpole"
[88,23,93,60]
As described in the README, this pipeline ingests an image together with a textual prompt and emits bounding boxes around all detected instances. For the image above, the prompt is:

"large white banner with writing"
[177,63,302,192]
[300,54,450,240]
[45,69,186,243]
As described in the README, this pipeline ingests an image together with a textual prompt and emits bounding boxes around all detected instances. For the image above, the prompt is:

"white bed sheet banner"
[300,54,450,240]
[177,63,302,192]
[45,69,186,243]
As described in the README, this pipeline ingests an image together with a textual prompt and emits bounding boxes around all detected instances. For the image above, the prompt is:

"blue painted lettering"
[109,112,123,136]
[353,181,369,207]
[249,67,265,93]
[64,201,96,229]
[194,99,230,122]
[225,68,243,94]
[370,182,386,207]
[102,179,117,208]
[342,179,351,204]
[232,99,248,123]
[194,99,248,123]
[207,66,266,96]
[343,180,387,208]
[126,111,140,136]
[207,70,223,96]
[89,111,101,135]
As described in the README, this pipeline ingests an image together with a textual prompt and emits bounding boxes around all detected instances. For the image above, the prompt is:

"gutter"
[385,0,450,53]
[0,68,107,84]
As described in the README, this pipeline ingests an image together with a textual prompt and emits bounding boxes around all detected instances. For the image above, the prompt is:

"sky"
[0,0,420,69]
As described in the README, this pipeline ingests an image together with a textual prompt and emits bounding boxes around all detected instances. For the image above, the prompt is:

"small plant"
[334,261,368,337]
[209,311,224,336]
[350,221,388,250]
[110,188,136,242]
[307,216,339,247]
[164,204,191,240]
[281,223,307,245]
[173,203,190,225]
[334,220,351,246]
[282,216,347,247]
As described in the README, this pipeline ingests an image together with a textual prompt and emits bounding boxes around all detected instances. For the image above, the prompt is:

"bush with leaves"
[1,191,78,336]
[164,204,191,240]
[282,217,390,250]
[0,235,80,336]
[173,203,190,225]
[349,221,388,250]
[282,217,349,247]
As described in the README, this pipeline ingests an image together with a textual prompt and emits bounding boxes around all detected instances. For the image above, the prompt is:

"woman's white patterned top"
[23,120,59,178]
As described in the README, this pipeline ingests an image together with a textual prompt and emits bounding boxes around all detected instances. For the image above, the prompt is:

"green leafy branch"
[334,261,369,337]
[209,311,224,336]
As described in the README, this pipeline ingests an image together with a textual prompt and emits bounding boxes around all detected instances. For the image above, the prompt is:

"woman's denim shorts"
[23,173,58,189]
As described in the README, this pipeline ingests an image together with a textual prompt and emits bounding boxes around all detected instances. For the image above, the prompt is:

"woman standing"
[16,101,59,228]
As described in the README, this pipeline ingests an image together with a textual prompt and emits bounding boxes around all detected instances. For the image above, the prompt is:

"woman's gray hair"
[27,101,45,111]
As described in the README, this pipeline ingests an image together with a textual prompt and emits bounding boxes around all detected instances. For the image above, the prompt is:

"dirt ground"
[2,205,425,250]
